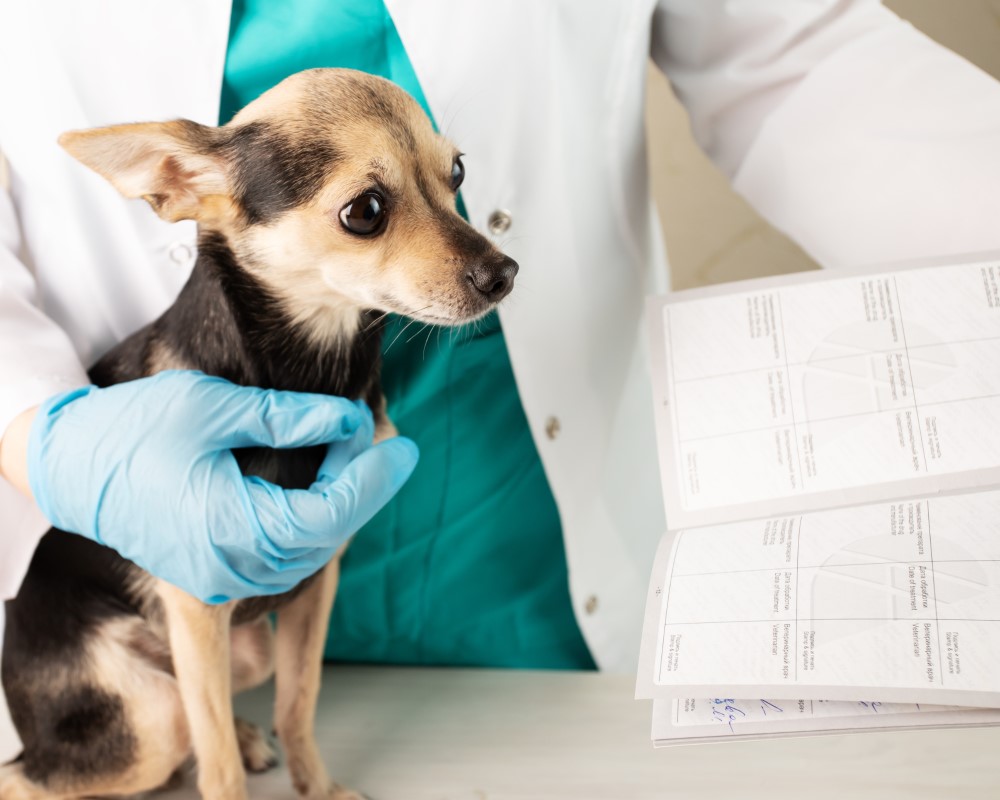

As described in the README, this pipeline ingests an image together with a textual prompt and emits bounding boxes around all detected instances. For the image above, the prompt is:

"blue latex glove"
[26,370,418,603]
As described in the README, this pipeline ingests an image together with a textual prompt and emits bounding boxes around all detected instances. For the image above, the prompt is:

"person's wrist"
[0,405,39,499]
[22,385,99,528]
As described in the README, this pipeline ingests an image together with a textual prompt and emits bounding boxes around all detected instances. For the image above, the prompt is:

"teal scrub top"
[221,0,595,669]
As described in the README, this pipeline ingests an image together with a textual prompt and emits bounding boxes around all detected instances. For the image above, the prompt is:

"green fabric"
[221,0,594,669]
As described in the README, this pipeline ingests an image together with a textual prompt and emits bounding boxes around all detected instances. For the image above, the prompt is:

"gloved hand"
[26,370,418,603]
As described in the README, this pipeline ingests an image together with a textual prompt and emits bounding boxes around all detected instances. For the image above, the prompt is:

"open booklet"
[635,252,1000,745]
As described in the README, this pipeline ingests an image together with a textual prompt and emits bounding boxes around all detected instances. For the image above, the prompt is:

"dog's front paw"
[235,717,279,774]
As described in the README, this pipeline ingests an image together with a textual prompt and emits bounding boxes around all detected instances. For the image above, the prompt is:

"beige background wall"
[648,0,1000,290]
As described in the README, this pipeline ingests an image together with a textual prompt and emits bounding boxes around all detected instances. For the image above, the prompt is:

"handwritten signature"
[710,699,786,732]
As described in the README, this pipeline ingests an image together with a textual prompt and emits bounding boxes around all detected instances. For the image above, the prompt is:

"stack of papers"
[637,253,1000,745]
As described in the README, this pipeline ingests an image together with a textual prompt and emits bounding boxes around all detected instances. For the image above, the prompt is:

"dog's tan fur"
[1,69,516,800]
[273,559,355,800]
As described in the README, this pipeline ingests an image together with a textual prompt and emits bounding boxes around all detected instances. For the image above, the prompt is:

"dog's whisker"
[406,322,431,344]
[438,90,477,141]
[358,310,393,346]
[497,233,528,248]
[384,324,413,353]
[422,326,435,361]
[363,310,391,333]
[385,310,430,353]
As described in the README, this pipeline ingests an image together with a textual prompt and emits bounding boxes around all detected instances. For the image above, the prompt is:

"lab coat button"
[487,209,512,235]
[545,416,560,440]
[584,595,599,615]
[168,242,194,265]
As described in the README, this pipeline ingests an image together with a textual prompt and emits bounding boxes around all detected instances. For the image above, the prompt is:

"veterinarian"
[2,0,1000,749]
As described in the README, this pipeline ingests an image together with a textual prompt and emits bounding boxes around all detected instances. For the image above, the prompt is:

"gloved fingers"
[207,480,342,591]
[173,556,323,604]
[113,526,286,605]
[313,408,377,485]
[206,547,328,601]
[209,385,367,450]
[248,437,419,551]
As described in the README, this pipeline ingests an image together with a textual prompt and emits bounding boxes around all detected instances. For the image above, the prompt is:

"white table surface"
[154,665,1000,800]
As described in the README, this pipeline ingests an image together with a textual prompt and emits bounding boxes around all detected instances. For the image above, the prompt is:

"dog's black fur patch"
[221,122,341,225]
[3,532,138,785]
[18,685,136,786]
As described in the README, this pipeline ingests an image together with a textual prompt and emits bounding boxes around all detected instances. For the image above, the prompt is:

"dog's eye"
[450,156,465,191]
[339,192,387,236]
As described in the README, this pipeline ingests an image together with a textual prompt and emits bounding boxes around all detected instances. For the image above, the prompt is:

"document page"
[650,697,1000,745]
[636,490,1000,707]
[648,256,1000,529]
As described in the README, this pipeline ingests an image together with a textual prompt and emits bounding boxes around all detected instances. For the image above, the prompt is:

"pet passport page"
[650,696,1000,745]
[647,252,1000,531]
[635,489,1000,707]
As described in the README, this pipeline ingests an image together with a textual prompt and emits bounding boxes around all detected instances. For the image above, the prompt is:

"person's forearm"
[0,406,37,499]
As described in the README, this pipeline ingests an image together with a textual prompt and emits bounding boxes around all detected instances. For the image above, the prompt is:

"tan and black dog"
[0,68,517,800]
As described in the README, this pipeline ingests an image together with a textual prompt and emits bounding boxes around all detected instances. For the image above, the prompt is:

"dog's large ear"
[59,120,229,223]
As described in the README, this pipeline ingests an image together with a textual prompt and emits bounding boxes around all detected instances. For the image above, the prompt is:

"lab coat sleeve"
[650,0,1000,268]
[0,150,90,599]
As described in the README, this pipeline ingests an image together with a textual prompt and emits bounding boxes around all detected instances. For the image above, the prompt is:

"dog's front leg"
[274,557,356,800]
[159,581,247,800]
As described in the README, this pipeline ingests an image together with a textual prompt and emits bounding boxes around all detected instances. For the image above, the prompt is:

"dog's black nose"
[467,256,518,303]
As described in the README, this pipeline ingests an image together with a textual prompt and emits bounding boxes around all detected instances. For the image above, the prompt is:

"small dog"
[0,68,517,800]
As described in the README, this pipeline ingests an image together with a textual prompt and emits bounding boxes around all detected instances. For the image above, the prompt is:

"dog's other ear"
[59,120,229,223]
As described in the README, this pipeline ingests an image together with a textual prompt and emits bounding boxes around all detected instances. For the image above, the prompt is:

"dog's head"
[59,69,517,332]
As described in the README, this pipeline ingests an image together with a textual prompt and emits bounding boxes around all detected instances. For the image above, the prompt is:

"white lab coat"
[3,0,1000,760]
